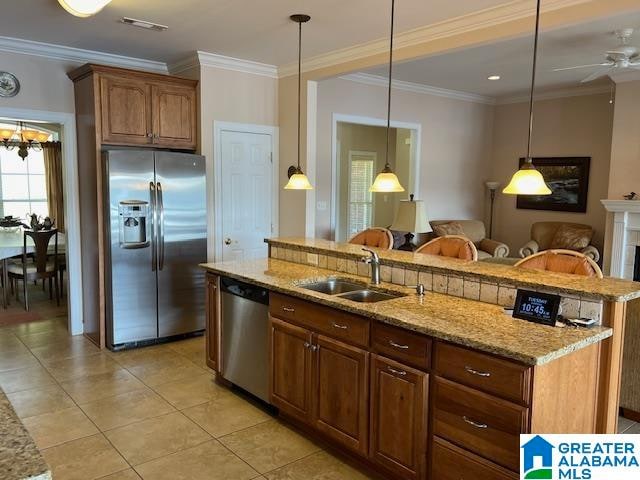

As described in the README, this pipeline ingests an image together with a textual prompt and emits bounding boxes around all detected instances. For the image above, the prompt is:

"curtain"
[42,141,64,232]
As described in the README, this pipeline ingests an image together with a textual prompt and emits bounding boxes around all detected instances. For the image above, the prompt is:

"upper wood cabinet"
[69,64,198,151]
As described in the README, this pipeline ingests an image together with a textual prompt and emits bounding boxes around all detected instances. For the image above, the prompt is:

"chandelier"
[0,122,50,160]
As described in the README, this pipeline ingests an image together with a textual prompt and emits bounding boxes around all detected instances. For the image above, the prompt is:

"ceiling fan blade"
[580,68,612,83]
[552,63,611,72]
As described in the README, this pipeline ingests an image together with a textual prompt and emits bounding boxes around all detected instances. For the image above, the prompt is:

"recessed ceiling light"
[488,75,501,81]
[120,17,168,32]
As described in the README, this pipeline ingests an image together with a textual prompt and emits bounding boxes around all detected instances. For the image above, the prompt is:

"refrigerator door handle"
[158,182,165,271]
[149,181,157,272]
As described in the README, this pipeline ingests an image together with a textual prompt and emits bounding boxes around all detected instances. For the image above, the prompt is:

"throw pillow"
[549,224,593,251]
[432,221,465,237]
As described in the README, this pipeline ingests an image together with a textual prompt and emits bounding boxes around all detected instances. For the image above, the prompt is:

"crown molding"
[277,0,591,77]
[496,84,611,104]
[171,51,278,78]
[340,73,495,105]
[0,35,167,73]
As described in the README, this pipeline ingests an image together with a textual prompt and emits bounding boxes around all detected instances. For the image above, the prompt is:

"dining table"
[0,229,65,308]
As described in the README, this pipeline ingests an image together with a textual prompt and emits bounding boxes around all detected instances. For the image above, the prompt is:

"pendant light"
[58,0,112,17]
[370,0,405,193]
[503,0,551,196]
[284,14,313,190]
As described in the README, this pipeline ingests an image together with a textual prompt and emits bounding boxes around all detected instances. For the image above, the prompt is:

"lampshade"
[0,128,15,140]
[390,196,431,233]
[370,167,405,193]
[502,164,552,195]
[20,130,40,142]
[58,0,112,17]
[35,132,51,143]
[284,170,313,190]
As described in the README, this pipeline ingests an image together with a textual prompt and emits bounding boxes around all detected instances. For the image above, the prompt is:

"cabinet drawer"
[432,437,518,480]
[270,293,369,348]
[434,342,531,405]
[371,322,431,370]
[433,378,527,472]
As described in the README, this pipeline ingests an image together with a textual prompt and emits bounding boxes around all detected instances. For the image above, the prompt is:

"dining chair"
[8,229,60,311]
[348,228,394,250]
[514,249,603,278]
[415,235,479,261]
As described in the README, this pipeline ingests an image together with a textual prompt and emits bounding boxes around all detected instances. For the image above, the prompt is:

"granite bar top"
[0,389,51,480]
[201,258,612,366]
[266,237,640,302]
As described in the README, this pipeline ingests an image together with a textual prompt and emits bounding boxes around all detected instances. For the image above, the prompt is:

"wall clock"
[0,72,20,97]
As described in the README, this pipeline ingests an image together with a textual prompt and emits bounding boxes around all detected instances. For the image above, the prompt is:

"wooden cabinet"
[151,83,197,149]
[313,335,369,454]
[205,274,219,372]
[100,75,152,145]
[432,437,518,480]
[70,64,198,151]
[270,317,313,423]
[370,354,428,480]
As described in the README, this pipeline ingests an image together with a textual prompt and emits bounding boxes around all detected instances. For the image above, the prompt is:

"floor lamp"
[485,181,500,238]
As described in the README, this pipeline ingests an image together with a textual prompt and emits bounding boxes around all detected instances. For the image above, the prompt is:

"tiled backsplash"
[269,245,604,324]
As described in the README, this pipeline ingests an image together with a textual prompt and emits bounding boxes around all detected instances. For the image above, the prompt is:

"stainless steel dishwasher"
[220,276,270,403]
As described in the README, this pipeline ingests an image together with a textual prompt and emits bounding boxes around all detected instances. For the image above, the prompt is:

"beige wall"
[193,65,278,260]
[0,52,77,113]
[490,93,614,254]
[314,76,494,240]
[608,80,640,200]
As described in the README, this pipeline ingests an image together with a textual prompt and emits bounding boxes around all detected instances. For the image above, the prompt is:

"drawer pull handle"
[388,340,409,350]
[464,366,491,377]
[304,342,311,349]
[387,366,407,376]
[462,416,488,429]
[332,322,348,330]
[282,307,295,313]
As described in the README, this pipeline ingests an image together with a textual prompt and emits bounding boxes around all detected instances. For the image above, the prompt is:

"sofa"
[428,220,509,260]
[518,222,600,263]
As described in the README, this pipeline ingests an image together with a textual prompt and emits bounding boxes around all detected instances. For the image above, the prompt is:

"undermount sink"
[338,289,404,303]
[302,279,366,295]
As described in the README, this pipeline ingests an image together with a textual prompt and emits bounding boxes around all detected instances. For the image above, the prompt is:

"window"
[0,148,48,219]
[348,152,376,236]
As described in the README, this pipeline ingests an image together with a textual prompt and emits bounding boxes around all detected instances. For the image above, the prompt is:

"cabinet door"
[313,335,369,455]
[205,274,219,372]
[270,317,313,423]
[370,354,428,480]
[151,83,197,150]
[100,75,151,145]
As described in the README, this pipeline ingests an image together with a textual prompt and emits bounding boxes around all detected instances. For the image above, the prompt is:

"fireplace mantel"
[601,199,640,278]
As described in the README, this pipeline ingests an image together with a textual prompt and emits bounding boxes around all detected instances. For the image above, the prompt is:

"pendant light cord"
[385,0,395,170]
[297,19,302,170]
[525,0,541,165]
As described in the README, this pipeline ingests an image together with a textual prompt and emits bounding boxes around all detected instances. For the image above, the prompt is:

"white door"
[220,130,273,261]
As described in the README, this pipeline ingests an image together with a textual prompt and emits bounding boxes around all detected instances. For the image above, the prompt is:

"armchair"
[429,220,509,260]
[518,222,600,263]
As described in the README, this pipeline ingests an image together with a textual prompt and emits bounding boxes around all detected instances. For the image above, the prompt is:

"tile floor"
[0,314,374,480]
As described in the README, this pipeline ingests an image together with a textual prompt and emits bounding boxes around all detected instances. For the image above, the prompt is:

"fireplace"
[635,246,640,282]
[601,200,640,279]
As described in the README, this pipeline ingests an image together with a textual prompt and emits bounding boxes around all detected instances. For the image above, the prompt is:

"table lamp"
[390,194,432,251]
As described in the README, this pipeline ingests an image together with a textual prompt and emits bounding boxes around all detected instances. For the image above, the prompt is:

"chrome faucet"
[361,248,381,285]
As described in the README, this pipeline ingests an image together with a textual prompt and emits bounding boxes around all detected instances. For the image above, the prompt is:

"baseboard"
[620,407,640,423]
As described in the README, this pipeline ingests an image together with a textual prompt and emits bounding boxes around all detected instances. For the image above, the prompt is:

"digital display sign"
[513,289,561,326]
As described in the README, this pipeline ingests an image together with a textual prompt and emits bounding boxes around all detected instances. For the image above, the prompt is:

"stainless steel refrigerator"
[103,149,206,349]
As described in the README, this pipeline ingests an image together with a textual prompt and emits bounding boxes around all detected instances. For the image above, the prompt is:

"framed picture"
[516,157,591,212]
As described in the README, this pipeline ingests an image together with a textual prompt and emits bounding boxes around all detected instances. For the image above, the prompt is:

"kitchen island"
[0,388,51,480]
[200,237,640,480]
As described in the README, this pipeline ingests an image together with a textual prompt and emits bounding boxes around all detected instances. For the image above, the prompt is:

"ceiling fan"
[553,28,640,83]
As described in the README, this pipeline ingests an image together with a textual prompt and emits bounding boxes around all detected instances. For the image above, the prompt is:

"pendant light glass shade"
[503,163,551,195]
[284,168,313,190]
[370,166,405,193]
[58,0,112,17]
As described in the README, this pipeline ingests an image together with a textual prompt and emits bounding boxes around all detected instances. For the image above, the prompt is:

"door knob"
[224,238,232,246]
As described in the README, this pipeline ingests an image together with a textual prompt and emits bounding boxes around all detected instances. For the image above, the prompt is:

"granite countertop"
[266,237,640,302]
[0,389,51,480]
[201,258,612,366]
